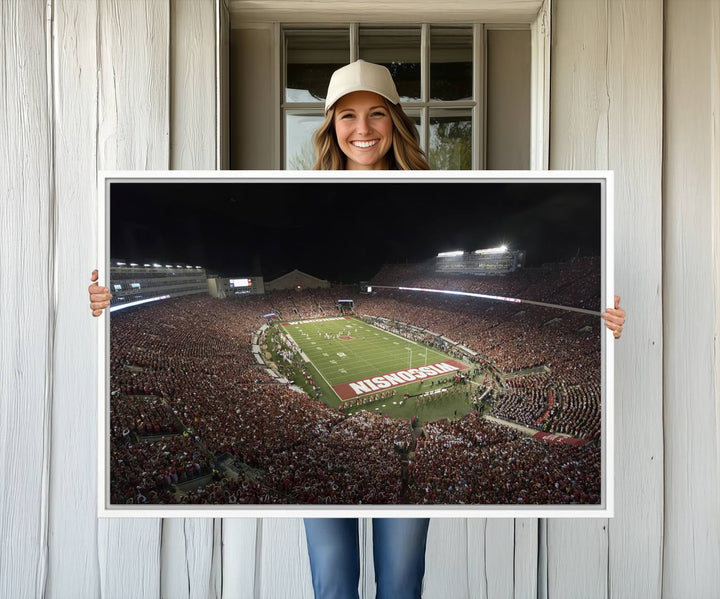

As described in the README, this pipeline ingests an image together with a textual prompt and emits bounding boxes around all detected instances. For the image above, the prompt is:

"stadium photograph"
[104,175,608,511]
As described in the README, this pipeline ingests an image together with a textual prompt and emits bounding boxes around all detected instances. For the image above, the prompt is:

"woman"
[88,60,626,599]
[302,60,433,599]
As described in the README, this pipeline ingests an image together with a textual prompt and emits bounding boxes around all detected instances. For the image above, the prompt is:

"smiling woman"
[333,91,394,170]
[300,59,433,599]
[311,60,430,171]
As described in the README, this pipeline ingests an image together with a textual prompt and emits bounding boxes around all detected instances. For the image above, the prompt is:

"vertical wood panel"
[606,1,664,597]
[465,519,517,599]
[530,0,550,170]
[257,519,314,598]
[712,10,720,556]
[423,518,472,599]
[663,1,720,595]
[209,520,223,599]
[170,0,216,170]
[218,0,230,170]
[550,0,608,171]
[513,519,538,599]
[467,520,487,598]
[537,519,547,599]
[486,520,516,598]
[47,1,102,597]
[96,0,169,171]
[162,1,219,596]
[417,519,470,599]
[96,1,169,596]
[0,1,52,598]
[548,1,609,595]
[361,518,373,597]
[547,522,607,598]
[161,521,216,599]
[550,0,665,597]
[221,519,258,598]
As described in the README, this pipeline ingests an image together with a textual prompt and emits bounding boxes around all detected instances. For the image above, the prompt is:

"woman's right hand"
[89,269,113,317]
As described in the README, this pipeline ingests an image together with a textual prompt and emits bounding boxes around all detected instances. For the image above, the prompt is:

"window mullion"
[421,23,430,153]
[275,23,283,170]
[474,23,485,171]
[350,23,359,61]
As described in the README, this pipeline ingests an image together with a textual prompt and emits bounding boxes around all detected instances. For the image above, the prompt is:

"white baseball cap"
[324,60,400,112]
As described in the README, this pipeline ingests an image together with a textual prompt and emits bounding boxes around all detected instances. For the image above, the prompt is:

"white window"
[229,18,540,171]
[282,24,528,171]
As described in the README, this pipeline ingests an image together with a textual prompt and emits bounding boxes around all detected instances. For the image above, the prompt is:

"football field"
[279,316,474,418]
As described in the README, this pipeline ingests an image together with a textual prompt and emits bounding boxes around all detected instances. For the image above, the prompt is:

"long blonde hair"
[312,100,430,171]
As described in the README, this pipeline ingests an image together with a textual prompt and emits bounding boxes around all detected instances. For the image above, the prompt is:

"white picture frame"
[97,169,614,519]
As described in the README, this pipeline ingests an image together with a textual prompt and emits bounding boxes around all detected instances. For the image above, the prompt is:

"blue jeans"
[303,518,430,599]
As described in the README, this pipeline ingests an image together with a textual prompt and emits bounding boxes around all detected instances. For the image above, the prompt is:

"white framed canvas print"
[97,170,614,519]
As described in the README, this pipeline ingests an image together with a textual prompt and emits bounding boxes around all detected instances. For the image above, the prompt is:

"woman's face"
[333,91,394,170]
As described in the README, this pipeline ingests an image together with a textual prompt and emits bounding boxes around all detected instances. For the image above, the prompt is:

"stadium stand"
[108,257,603,505]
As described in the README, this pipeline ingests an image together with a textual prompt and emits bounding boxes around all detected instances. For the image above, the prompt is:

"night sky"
[110,181,602,283]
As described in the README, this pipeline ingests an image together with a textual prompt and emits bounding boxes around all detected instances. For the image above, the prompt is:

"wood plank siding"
[1,0,718,597]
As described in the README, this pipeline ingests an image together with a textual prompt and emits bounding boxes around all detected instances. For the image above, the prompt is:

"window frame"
[281,23,489,170]
[266,4,550,171]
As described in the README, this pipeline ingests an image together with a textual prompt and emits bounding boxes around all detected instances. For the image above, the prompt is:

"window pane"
[285,112,324,170]
[402,109,423,148]
[430,27,473,101]
[285,30,350,103]
[359,28,421,102]
[429,109,472,170]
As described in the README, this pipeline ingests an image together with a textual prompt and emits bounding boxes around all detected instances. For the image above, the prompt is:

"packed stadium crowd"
[489,374,553,427]
[545,382,601,441]
[109,257,603,505]
[407,416,601,504]
[371,256,601,310]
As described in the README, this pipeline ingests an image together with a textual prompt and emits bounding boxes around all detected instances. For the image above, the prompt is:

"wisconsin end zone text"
[333,360,470,400]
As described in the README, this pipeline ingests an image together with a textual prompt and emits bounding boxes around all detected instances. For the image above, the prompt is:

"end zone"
[332,359,470,400]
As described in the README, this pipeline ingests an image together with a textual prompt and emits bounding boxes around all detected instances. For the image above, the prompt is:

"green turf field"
[277,316,484,422]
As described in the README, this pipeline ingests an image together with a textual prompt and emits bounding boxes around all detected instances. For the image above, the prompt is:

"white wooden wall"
[1,0,718,597]
[549,1,664,596]
[663,1,720,596]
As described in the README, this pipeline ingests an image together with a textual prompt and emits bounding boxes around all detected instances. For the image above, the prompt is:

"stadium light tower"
[473,245,508,254]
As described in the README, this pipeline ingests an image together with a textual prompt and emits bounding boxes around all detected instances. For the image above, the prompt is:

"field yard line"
[284,326,342,401]
[307,357,341,401]
[357,317,454,365]
[332,324,381,375]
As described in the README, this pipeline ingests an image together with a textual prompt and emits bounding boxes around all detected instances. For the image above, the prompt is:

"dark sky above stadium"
[110,180,602,282]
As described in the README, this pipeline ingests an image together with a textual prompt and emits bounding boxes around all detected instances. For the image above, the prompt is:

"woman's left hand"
[602,295,625,339]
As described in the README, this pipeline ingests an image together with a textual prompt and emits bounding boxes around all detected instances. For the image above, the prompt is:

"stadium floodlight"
[473,245,508,254]
[185,265,193,269]
[110,294,171,312]
[130,263,138,267]
[437,250,465,258]
[144,264,151,267]
[176,265,183,268]
[165,264,173,268]
[195,266,202,269]
[116,262,126,266]
[153,263,162,268]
